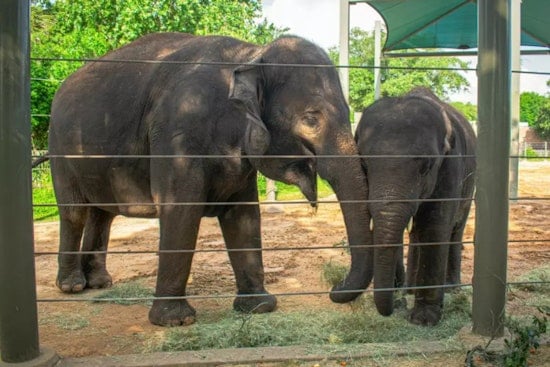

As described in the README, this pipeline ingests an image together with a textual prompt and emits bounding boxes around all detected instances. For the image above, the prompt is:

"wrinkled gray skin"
[48,33,371,327]
[331,87,476,326]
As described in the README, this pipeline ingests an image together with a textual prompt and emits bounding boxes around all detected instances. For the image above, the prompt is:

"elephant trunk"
[322,132,373,303]
[371,202,412,316]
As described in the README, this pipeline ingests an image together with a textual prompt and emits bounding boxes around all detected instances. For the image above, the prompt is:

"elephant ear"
[228,57,270,156]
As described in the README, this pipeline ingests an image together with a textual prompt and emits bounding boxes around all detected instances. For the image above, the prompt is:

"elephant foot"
[56,269,86,293]
[85,268,113,289]
[329,283,363,303]
[409,303,442,326]
[233,292,277,314]
[149,299,196,327]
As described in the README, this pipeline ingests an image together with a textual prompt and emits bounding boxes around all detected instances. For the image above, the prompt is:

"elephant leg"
[218,189,277,314]
[56,206,88,293]
[409,208,451,326]
[148,205,202,327]
[446,220,468,289]
[81,207,115,289]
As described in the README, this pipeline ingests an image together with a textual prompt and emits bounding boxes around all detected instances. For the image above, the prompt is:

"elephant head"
[229,36,373,295]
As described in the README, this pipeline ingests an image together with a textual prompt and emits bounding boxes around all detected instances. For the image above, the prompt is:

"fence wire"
[29,58,549,312]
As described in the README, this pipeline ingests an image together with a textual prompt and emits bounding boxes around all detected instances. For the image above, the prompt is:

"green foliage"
[466,314,549,367]
[32,169,333,222]
[524,146,539,159]
[32,166,59,221]
[520,92,548,127]
[30,0,285,149]
[450,101,477,121]
[503,315,548,367]
[532,99,550,140]
[47,0,281,49]
[330,28,470,112]
[257,173,334,201]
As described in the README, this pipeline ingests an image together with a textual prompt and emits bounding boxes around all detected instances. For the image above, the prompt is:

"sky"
[261,0,550,104]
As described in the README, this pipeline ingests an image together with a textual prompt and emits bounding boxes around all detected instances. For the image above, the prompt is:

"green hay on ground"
[149,291,471,352]
[93,280,154,305]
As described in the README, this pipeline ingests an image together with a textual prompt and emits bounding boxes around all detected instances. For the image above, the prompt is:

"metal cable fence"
[20,38,550,364]
[28,57,550,304]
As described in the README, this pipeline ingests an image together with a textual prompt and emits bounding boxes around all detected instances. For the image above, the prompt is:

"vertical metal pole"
[472,0,510,337]
[509,0,521,200]
[0,0,41,362]
[374,20,382,100]
[339,0,350,102]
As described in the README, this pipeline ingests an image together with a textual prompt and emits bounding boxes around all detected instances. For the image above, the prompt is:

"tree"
[329,28,470,114]
[520,92,548,126]
[450,102,477,122]
[30,0,285,149]
[532,99,550,140]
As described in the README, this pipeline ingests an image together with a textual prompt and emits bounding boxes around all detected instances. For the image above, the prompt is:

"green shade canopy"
[356,0,550,51]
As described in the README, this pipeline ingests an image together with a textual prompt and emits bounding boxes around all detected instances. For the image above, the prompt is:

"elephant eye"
[302,110,321,128]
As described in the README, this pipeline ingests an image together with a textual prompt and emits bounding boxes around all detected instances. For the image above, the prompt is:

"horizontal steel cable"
[34,241,475,256]
[35,280,550,303]
[31,56,477,72]
[33,196,550,208]
[32,198,475,208]
[38,153,476,158]
[30,57,550,76]
[32,239,550,256]
[36,283,474,303]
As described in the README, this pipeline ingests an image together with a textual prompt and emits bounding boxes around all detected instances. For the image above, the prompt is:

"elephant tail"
[32,153,49,168]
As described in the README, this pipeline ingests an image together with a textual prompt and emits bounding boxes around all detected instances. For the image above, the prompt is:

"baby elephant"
[356,87,476,326]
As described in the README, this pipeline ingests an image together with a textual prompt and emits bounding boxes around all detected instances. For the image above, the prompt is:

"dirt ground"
[32,161,550,365]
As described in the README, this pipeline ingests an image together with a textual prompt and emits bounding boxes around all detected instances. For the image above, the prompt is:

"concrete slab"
[56,340,464,367]
[1,348,59,367]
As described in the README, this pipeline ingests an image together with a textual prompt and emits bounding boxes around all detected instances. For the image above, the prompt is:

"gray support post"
[339,0,350,102]
[374,20,382,100]
[509,0,521,200]
[0,0,41,363]
[472,0,511,337]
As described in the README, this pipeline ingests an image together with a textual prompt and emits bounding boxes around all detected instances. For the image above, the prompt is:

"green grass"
[93,280,154,305]
[321,260,350,286]
[512,265,550,293]
[40,312,90,331]
[257,174,334,201]
[32,166,59,221]
[32,171,335,222]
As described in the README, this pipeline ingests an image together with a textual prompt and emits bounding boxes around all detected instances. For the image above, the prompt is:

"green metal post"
[509,0,521,201]
[338,0,350,102]
[472,0,511,337]
[0,0,41,362]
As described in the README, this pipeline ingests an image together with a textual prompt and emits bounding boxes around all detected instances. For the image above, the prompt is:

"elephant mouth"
[286,159,318,207]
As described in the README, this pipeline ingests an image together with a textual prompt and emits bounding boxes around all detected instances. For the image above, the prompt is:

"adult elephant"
[331,87,476,326]
[48,33,372,327]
